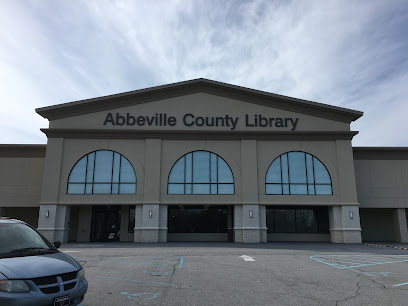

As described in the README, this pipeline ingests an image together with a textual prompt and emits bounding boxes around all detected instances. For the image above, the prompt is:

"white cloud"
[0,0,407,145]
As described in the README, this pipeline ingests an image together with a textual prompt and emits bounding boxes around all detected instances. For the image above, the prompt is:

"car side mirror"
[53,241,61,249]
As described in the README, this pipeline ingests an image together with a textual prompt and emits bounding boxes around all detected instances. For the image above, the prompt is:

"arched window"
[67,150,136,194]
[168,151,234,194]
[265,152,332,195]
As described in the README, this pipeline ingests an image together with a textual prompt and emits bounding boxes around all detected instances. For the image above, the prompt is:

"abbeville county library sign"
[103,112,300,131]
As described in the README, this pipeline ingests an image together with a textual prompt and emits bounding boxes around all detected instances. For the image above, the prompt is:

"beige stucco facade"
[354,149,408,242]
[1,79,407,244]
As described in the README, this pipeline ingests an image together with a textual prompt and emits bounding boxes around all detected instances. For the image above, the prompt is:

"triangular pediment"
[36,79,362,124]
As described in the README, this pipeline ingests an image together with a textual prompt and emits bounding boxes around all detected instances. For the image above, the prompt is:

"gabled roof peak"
[36,78,363,123]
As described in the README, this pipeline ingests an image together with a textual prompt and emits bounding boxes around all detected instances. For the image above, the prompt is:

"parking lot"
[60,242,408,306]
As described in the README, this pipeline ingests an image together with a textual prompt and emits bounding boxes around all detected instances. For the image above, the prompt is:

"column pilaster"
[394,208,408,243]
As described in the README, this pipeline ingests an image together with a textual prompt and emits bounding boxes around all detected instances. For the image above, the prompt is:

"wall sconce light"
[249,210,253,218]
[45,210,49,218]
[349,211,353,219]
[149,210,153,218]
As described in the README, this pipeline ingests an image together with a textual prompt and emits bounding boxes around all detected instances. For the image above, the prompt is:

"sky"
[0,0,407,146]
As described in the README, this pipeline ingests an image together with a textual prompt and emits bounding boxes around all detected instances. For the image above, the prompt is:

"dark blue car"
[0,218,88,305]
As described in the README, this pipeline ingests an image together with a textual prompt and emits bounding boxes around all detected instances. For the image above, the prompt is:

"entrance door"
[91,206,121,242]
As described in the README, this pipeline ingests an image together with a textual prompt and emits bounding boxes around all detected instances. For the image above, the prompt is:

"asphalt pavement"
[60,242,408,306]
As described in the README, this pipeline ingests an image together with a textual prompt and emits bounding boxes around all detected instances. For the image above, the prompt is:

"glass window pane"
[308,184,315,195]
[313,158,331,184]
[85,184,92,194]
[210,154,217,183]
[283,184,289,195]
[112,153,120,183]
[112,183,119,194]
[218,157,233,183]
[68,150,137,195]
[296,209,317,233]
[119,183,136,194]
[168,151,235,195]
[281,154,289,183]
[94,151,113,182]
[306,154,314,184]
[169,157,185,183]
[67,184,85,194]
[288,152,307,183]
[168,184,184,194]
[218,184,234,194]
[120,157,136,183]
[315,185,332,195]
[289,184,308,195]
[266,159,281,183]
[193,184,210,194]
[167,205,228,233]
[266,184,282,194]
[266,209,275,233]
[92,183,111,194]
[274,209,296,233]
[69,157,87,183]
[193,152,210,183]
[86,153,95,183]
[185,154,192,183]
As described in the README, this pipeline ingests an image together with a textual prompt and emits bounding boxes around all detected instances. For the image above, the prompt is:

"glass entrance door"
[91,206,121,242]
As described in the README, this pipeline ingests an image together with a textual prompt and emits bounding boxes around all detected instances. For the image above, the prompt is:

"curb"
[365,243,408,250]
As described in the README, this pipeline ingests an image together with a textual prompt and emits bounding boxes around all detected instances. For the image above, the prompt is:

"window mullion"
[209,153,211,194]
[216,156,219,194]
[184,156,187,194]
[311,157,316,195]
[118,155,122,194]
[287,153,291,195]
[280,156,283,195]
[91,153,96,194]
[110,152,114,194]
[84,155,88,194]
[304,153,309,195]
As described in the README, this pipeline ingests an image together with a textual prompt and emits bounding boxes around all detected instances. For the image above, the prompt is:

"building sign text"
[103,112,299,131]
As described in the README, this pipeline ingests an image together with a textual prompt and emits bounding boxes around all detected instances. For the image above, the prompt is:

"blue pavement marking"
[364,272,390,277]
[310,255,408,269]
[83,256,184,268]
[120,292,161,301]
[95,276,176,286]
[393,282,408,287]
[321,255,404,262]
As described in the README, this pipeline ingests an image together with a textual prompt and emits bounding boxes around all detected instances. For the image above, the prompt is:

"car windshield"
[0,223,55,255]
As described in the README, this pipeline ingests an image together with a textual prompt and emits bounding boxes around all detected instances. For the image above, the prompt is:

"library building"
[1,79,407,244]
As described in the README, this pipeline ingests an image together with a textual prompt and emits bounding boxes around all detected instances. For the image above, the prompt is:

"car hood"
[0,252,81,279]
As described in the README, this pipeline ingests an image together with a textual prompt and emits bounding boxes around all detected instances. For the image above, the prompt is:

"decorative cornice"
[40,128,359,140]
[36,79,363,123]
